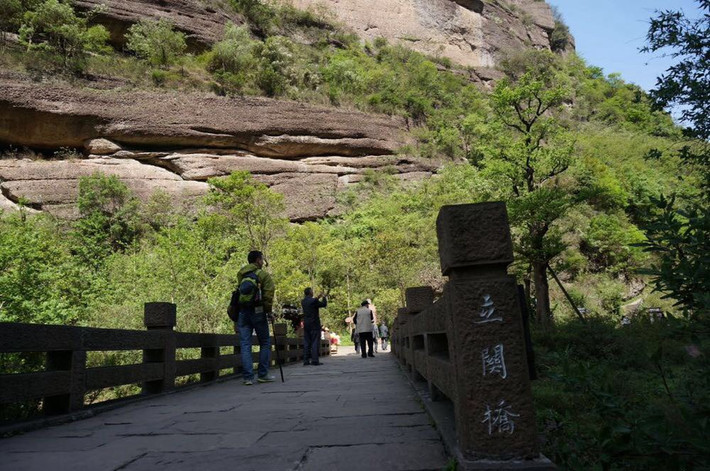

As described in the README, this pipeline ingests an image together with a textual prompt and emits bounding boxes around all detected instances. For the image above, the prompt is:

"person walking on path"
[236,250,276,385]
[372,321,379,353]
[352,328,360,354]
[353,300,375,358]
[301,287,328,366]
[379,321,389,351]
[367,298,378,324]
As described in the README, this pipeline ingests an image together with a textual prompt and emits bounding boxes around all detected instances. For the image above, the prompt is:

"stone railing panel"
[0,302,326,424]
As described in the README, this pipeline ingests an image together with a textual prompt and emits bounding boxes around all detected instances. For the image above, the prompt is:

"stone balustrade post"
[437,202,552,467]
[143,302,176,395]
[44,335,85,415]
[201,342,219,383]
[395,307,410,369]
[405,287,435,314]
[405,286,434,383]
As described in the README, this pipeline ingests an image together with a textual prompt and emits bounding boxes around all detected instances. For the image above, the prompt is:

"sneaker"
[303,361,310,366]
[257,375,276,383]
[243,379,253,386]
[310,362,323,366]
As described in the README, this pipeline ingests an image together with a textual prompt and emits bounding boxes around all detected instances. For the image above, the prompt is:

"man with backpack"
[233,250,276,385]
[301,287,328,366]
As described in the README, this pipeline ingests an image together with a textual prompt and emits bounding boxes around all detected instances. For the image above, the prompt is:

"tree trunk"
[533,261,552,329]
[523,276,532,320]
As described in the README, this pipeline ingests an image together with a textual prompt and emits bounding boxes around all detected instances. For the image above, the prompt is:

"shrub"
[125,18,187,68]
[0,213,82,325]
[254,36,295,96]
[548,6,570,52]
[151,68,167,86]
[597,277,625,315]
[533,317,710,469]
[277,3,331,31]
[18,0,109,73]
[208,23,257,94]
[230,0,275,35]
[210,22,257,73]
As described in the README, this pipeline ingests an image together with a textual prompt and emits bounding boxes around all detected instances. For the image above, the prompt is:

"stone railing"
[0,302,329,421]
[391,202,553,470]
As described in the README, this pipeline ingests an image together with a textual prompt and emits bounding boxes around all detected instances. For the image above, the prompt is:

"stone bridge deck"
[0,348,449,471]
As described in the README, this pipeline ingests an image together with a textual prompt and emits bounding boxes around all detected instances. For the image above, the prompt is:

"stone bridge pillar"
[437,202,553,468]
[143,302,177,395]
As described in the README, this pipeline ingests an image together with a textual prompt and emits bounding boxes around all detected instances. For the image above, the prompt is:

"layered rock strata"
[0,76,437,221]
[78,0,567,76]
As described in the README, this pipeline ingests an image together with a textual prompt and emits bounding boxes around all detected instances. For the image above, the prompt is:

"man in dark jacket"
[301,287,328,366]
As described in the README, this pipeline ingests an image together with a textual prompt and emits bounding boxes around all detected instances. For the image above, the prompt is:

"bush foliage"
[125,18,187,68]
[17,0,109,73]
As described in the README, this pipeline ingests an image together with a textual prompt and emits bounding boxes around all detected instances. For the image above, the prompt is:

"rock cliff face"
[0,75,437,221]
[73,0,242,50]
[295,0,564,77]
[0,0,566,221]
[76,0,566,73]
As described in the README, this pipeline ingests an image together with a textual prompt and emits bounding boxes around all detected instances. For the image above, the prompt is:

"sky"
[548,0,699,92]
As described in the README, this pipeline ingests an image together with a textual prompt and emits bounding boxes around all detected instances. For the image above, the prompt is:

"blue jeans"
[237,308,271,380]
[303,324,320,364]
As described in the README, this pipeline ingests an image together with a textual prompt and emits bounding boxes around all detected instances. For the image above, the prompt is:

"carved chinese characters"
[437,203,540,461]
[482,400,520,435]
[477,296,515,435]
[476,294,502,324]
[481,343,507,380]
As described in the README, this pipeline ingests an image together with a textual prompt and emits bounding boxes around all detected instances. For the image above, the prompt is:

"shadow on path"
[0,347,449,471]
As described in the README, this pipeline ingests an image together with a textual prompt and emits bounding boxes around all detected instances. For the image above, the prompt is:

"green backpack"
[227,271,263,322]
[238,271,262,307]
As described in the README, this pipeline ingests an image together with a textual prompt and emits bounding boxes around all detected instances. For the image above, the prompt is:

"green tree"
[640,195,709,314]
[580,212,646,275]
[475,50,575,327]
[92,216,239,333]
[72,173,143,270]
[643,0,709,141]
[640,0,709,317]
[0,0,22,43]
[125,18,187,68]
[0,213,82,325]
[18,0,109,72]
[205,171,287,256]
[270,222,354,328]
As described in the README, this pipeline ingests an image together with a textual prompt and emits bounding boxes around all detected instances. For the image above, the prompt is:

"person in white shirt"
[353,300,375,358]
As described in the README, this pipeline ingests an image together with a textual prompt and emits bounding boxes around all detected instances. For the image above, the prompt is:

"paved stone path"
[0,347,449,471]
